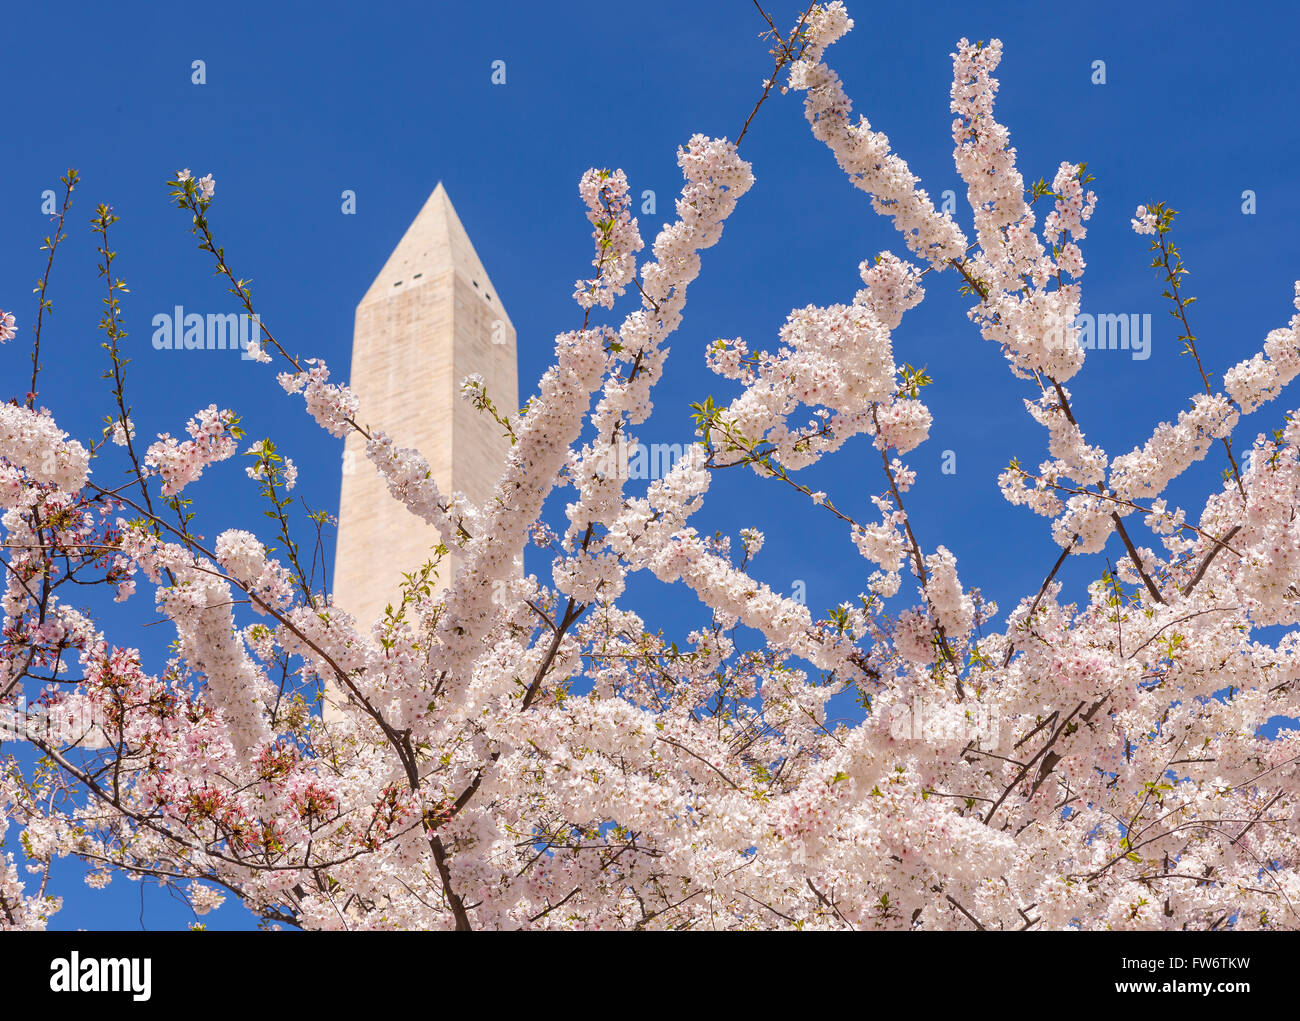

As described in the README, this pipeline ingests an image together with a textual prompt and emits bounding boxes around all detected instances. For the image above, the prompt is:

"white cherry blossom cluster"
[1223,284,1300,413]
[1131,204,1158,234]
[951,41,1096,383]
[787,3,967,269]
[1107,393,1239,504]
[573,168,643,310]
[143,404,239,496]
[278,360,358,438]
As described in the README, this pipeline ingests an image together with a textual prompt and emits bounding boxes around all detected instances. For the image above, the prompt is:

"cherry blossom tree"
[3,2,1299,931]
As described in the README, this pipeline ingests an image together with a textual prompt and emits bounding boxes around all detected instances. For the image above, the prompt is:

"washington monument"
[333,184,518,631]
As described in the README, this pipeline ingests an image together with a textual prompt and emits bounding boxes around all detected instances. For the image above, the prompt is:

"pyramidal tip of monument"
[359,181,510,325]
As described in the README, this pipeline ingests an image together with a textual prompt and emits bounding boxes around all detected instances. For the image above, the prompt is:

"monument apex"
[332,183,518,635]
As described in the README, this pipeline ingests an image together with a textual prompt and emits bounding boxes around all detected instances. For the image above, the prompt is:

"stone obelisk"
[333,183,517,631]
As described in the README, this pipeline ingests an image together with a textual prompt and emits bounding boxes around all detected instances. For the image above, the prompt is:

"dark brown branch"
[1111,513,1166,605]
[1181,524,1242,596]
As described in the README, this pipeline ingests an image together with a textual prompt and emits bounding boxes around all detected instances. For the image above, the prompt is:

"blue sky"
[3,0,1298,929]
